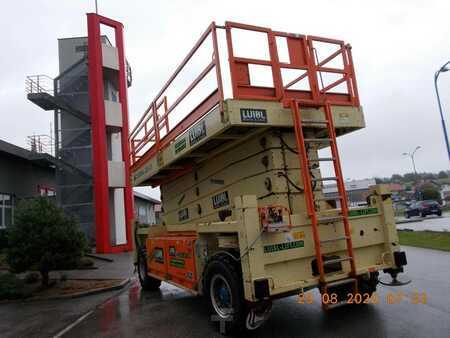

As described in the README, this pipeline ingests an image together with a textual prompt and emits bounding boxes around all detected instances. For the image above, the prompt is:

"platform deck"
[132,99,364,186]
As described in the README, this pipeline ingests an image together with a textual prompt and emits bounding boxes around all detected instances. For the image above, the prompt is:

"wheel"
[137,251,161,291]
[437,210,442,217]
[405,213,410,219]
[421,212,426,218]
[203,254,247,335]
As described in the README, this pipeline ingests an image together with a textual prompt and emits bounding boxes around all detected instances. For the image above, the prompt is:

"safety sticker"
[348,207,378,217]
[170,258,185,268]
[175,138,187,154]
[264,240,304,253]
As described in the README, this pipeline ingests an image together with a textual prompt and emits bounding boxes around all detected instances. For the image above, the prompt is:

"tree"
[438,171,448,179]
[420,186,441,203]
[374,177,385,184]
[6,197,87,286]
[403,173,419,182]
[391,174,403,182]
[423,173,435,180]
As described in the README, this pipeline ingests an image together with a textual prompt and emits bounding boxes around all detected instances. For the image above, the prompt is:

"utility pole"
[403,146,421,176]
[95,0,98,14]
[434,61,450,165]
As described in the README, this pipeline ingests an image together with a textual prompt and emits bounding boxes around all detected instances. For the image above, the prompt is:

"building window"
[0,193,14,229]
[38,186,55,197]
[138,206,147,218]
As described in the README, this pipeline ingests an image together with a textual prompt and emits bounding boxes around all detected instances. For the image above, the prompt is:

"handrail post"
[211,22,224,114]
[346,44,360,106]
[152,101,160,148]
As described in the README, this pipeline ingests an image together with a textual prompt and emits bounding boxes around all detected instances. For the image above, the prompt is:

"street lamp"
[402,146,421,176]
[434,61,450,164]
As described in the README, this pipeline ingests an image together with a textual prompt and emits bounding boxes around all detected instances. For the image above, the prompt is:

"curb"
[29,278,131,301]
[396,219,424,224]
[0,278,132,304]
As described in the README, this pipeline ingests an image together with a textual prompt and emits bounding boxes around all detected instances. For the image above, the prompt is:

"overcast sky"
[1,0,450,199]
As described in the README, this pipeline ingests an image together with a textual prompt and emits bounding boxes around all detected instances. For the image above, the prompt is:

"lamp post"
[434,61,450,164]
[402,146,421,176]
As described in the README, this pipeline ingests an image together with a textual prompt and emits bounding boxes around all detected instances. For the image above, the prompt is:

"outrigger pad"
[379,274,412,286]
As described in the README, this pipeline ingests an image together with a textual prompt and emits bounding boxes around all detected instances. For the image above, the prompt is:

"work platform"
[132,99,364,186]
[130,21,361,188]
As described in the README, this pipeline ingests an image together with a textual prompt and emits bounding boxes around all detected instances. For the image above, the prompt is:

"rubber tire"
[203,254,246,335]
[421,212,426,218]
[137,252,161,291]
[405,213,410,219]
[437,210,442,217]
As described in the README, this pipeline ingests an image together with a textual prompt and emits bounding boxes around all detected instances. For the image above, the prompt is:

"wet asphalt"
[63,246,450,338]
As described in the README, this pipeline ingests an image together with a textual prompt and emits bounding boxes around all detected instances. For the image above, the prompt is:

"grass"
[398,230,450,252]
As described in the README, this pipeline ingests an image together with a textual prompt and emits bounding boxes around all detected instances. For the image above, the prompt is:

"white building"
[323,178,377,207]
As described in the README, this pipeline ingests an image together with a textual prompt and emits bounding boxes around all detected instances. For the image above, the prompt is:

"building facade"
[0,139,55,228]
[133,191,161,225]
[0,138,159,238]
[26,14,133,253]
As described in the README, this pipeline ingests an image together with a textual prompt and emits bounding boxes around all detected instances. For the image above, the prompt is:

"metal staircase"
[26,74,91,124]
[290,99,357,307]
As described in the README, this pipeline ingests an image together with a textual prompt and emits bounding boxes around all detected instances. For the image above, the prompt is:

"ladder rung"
[312,177,337,182]
[320,236,348,244]
[315,195,342,201]
[325,277,356,288]
[310,157,335,162]
[304,138,332,143]
[317,216,344,224]
[323,256,352,265]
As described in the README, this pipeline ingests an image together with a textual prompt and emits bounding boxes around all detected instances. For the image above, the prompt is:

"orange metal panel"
[147,238,168,280]
[147,235,198,290]
[286,37,307,67]
[235,62,251,86]
[165,237,197,289]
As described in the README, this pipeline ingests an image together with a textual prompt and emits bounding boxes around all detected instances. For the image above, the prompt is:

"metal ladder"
[289,99,357,307]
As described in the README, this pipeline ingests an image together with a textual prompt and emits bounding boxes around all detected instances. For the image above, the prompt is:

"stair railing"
[26,75,54,95]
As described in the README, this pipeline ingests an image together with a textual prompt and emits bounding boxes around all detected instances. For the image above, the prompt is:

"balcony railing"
[26,75,54,96]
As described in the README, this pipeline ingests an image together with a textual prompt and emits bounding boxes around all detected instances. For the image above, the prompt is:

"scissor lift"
[131,22,407,333]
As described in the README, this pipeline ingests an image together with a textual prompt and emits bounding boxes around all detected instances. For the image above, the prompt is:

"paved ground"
[396,213,450,232]
[0,287,127,338]
[0,252,134,338]
[62,246,450,338]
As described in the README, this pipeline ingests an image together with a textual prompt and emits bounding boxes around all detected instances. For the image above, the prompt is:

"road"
[0,287,121,338]
[397,213,450,232]
[63,246,450,338]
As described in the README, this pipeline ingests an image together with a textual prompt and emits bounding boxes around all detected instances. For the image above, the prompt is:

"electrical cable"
[277,172,304,192]
[277,134,298,155]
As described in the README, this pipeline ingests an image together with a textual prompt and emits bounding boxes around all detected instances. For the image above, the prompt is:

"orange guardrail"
[129,21,360,173]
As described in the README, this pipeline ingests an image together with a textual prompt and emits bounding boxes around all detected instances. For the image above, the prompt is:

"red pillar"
[87,13,133,253]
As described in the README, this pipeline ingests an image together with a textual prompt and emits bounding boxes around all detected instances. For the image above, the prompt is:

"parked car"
[404,200,442,218]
